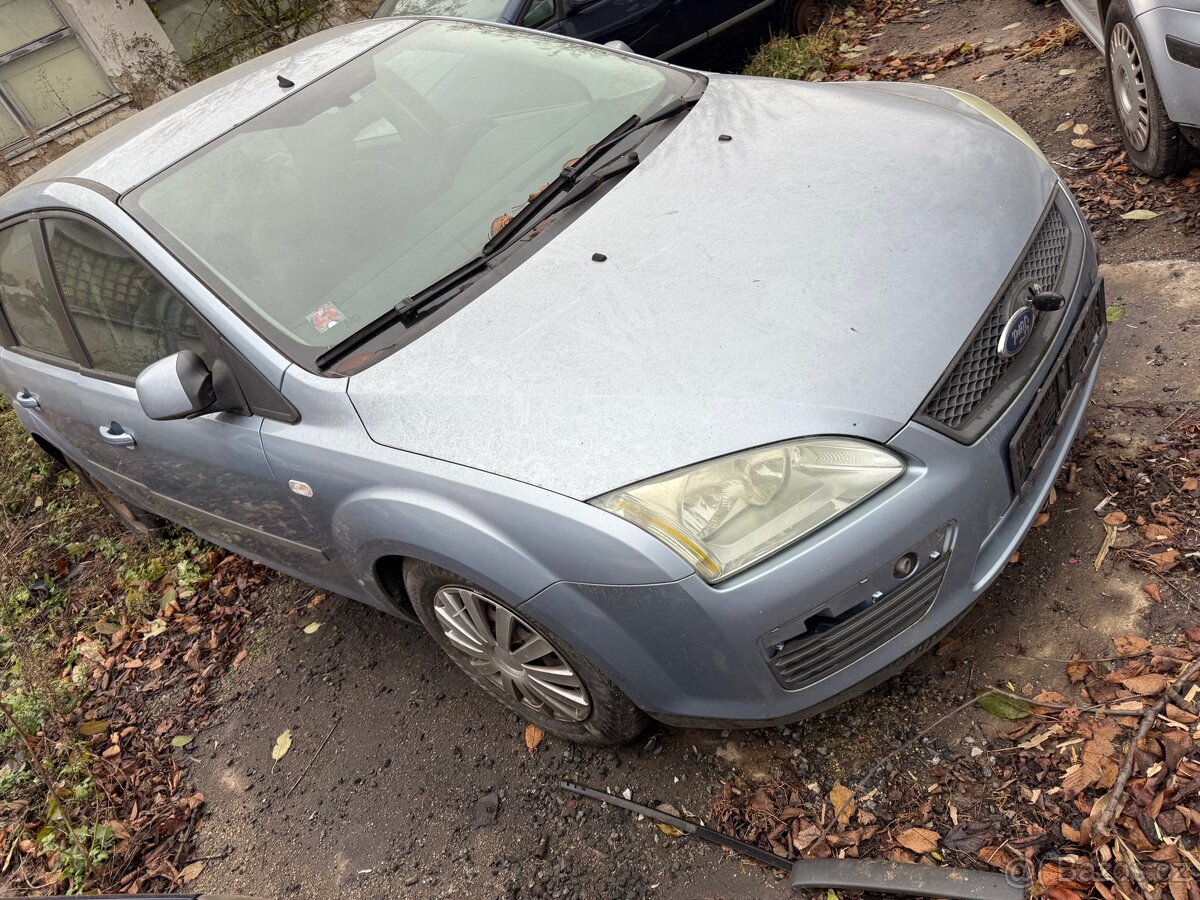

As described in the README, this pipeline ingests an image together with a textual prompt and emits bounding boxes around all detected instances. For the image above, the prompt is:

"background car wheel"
[782,0,821,35]
[66,459,167,536]
[1105,0,1196,177]
[404,560,648,746]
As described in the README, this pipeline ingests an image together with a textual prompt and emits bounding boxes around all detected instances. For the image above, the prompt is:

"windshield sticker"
[307,304,345,334]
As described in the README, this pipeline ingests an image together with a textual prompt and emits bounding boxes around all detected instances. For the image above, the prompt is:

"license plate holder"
[1009,279,1106,491]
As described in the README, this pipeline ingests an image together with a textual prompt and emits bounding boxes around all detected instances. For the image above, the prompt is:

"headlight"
[591,438,905,583]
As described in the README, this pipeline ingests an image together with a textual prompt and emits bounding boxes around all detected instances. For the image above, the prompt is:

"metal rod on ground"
[559,780,791,872]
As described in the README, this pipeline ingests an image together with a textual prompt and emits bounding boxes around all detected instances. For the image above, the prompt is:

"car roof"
[16,18,414,199]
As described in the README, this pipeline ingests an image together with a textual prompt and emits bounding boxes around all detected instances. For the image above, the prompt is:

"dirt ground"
[188,2,1200,897]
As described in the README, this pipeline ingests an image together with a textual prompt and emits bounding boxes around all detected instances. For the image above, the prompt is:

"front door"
[38,214,327,572]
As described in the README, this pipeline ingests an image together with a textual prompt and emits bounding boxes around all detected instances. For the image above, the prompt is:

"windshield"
[127,21,693,361]
[373,0,509,19]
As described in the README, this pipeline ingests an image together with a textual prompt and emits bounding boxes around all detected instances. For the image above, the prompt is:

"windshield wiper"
[317,91,701,371]
[482,93,700,256]
[315,255,488,370]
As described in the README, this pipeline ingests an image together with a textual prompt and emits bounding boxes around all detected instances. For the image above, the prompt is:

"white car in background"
[1055,0,1200,175]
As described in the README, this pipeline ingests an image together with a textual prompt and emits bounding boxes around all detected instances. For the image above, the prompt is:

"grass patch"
[743,26,844,81]
[0,400,240,892]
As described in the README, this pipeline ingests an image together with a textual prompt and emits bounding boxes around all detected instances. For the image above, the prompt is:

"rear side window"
[0,220,72,359]
[43,217,206,379]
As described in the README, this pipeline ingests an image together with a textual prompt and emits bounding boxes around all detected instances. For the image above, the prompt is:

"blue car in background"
[372,0,820,58]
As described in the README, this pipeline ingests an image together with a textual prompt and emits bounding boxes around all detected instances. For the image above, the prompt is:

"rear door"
[37,213,329,572]
[0,218,85,459]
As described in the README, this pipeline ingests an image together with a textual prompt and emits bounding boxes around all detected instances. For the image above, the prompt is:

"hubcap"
[1109,23,1150,152]
[432,586,591,723]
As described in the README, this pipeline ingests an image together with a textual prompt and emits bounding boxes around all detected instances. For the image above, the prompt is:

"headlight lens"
[591,438,905,583]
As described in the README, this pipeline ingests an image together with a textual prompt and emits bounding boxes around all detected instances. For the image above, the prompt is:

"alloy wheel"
[1109,22,1150,152]
[432,585,591,722]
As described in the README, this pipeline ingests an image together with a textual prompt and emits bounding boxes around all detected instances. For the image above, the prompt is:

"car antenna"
[277,74,295,89]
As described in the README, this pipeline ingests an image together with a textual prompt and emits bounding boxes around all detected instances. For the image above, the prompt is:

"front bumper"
[522,206,1104,728]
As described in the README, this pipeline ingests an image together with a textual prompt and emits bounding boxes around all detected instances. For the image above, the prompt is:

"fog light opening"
[893,552,919,580]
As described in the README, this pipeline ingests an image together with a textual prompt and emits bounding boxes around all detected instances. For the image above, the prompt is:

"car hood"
[349,74,1059,500]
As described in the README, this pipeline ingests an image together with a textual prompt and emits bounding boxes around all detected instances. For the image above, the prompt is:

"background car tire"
[781,0,821,36]
[404,560,647,746]
[66,459,167,536]
[1105,0,1196,177]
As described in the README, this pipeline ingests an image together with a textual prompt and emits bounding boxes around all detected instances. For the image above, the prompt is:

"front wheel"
[404,560,647,746]
[1105,0,1196,176]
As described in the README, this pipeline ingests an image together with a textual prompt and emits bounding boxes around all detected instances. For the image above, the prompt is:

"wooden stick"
[1096,654,1200,839]
[285,719,337,800]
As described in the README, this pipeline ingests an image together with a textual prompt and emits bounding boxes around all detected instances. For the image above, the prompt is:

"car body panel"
[349,74,1058,500]
[1062,0,1200,127]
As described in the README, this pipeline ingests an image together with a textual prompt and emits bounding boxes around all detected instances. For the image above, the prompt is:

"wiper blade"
[483,94,700,256]
[315,255,488,370]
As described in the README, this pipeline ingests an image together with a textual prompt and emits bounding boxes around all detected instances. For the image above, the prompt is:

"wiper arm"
[483,94,700,256]
[315,255,488,370]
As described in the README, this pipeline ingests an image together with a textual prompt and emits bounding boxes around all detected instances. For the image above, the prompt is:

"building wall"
[56,0,185,101]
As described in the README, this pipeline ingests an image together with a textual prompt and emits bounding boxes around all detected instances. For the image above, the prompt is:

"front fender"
[331,479,693,610]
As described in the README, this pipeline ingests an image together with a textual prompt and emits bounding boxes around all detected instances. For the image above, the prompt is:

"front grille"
[767,555,949,691]
[922,206,1072,430]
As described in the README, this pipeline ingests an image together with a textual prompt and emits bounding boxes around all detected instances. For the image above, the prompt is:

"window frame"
[0,0,125,159]
[517,0,564,28]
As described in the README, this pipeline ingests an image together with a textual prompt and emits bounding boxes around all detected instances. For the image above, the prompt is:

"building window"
[0,0,120,152]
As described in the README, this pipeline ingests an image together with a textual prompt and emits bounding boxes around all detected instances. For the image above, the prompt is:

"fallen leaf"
[180,861,205,883]
[1121,209,1159,220]
[524,723,544,753]
[1103,510,1127,526]
[1183,476,1199,492]
[1009,551,1020,565]
[1055,120,1075,132]
[145,619,167,638]
[271,729,293,762]
[303,622,323,635]
[1141,523,1175,543]
[1073,123,1090,135]
[1144,583,1163,603]
[1151,548,1182,572]
[1058,68,1077,76]
[829,783,855,826]
[1033,512,1051,528]
[1072,139,1097,149]
[489,213,513,237]
[1113,636,1151,655]
[654,804,684,837]
[171,734,194,748]
[1002,21,1023,30]
[978,690,1031,720]
[896,827,940,854]
[1122,673,1169,694]
[78,720,108,736]
[1106,307,1125,323]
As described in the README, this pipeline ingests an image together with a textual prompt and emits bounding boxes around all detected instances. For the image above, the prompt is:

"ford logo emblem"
[998,306,1036,359]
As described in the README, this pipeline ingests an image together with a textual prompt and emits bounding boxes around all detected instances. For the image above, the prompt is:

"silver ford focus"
[0,18,1105,744]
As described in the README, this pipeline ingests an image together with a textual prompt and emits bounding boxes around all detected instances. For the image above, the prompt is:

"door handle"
[14,388,39,409]
[99,422,136,449]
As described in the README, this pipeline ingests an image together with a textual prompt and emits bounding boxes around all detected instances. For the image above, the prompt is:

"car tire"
[781,0,821,35]
[66,459,167,536]
[1104,0,1196,177]
[404,560,648,746]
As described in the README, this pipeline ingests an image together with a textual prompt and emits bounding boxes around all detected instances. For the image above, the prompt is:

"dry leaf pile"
[712,633,1200,898]
[2,549,269,894]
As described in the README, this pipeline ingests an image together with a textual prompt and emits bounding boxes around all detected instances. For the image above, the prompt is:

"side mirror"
[136,350,217,421]
[604,39,633,52]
